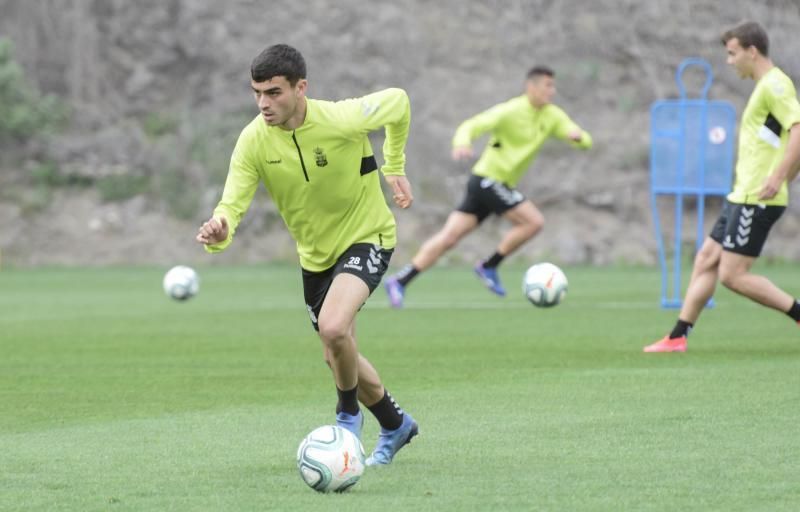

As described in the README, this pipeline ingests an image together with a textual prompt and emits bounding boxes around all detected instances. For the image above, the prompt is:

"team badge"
[314,147,328,167]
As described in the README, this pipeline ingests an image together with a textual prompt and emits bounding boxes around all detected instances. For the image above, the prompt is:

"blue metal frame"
[649,58,736,308]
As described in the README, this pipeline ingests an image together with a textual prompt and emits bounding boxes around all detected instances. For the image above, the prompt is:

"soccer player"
[196,44,418,465]
[384,66,592,307]
[644,21,800,353]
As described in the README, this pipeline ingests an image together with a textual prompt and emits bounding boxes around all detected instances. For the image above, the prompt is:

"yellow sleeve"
[205,132,260,253]
[552,108,593,150]
[451,103,508,148]
[337,88,411,176]
[766,77,800,131]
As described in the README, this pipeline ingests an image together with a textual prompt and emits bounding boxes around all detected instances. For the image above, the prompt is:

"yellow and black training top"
[729,66,800,206]
[452,95,592,187]
[207,88,410,272]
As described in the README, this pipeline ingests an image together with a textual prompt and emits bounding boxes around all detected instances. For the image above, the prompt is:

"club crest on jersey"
[314,147,328,167]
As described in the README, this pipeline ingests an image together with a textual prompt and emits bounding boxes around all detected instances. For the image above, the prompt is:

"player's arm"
[791,132,800,182]
[197,135,260,252]
[759,83,800,200]
[341,88,410,175]
[760,123,800,199]
[451,103,507,161]
[552,108,593,149]
[341,88,414,208]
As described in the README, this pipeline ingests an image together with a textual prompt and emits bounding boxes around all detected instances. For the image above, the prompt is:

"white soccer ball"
[162,265,199,301]
[523,262,568,308]
[296,425,365,493]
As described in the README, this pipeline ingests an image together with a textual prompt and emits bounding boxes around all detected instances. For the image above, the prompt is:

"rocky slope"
[2,0,799,266]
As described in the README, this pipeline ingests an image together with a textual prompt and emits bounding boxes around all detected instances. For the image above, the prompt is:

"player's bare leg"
[353,354,385,406]
[318,273,367,390]
[411,211,478,271]
[317,273,369,436]
[679,238,723,324]
[321,274,417,457]
[323,323,384,406]
[475,200,543,296]
[497,200,544,255]
[645,237,722,353]
[718,251,795,311]
[385,211,478,308]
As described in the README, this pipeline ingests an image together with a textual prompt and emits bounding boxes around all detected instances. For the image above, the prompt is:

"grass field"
[1,264,799,511]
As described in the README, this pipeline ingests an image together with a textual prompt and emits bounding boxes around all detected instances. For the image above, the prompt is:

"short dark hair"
[527,66,555,81]
[721,21,769,57]
[251,44,307,84]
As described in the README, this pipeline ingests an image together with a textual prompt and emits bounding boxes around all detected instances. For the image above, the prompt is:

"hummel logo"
[306,304,318,324]
[736,207,753,246]
[367,246,382,274]
[722,235,735,249]
[361,101,380,117]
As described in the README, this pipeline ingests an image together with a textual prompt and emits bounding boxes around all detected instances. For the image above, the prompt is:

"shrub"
[0,39,65,142]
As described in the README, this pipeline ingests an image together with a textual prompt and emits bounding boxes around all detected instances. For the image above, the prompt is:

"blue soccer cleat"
[474,260,506,297]
[366,413,419,466]
[384,276,406,309]
[336,410,364,440]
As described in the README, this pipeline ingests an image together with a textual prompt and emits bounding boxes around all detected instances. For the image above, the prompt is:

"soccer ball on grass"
[523,262,568,307]
[297,425,365,493]
[162,265,199,301]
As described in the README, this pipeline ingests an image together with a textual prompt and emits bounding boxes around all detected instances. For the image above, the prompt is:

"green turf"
[1,264,799,511]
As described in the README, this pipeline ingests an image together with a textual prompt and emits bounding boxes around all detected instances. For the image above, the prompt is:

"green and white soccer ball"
[162,265,199,301]
[297,425,365,493]
[523,262,568,308]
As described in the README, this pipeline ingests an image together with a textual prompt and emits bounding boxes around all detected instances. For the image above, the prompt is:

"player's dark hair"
[251,44,307,84]
[527,66,555,81]
[721,21,769,57]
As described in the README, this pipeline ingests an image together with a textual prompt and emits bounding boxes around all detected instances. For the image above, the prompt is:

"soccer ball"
[162,265,199,301]
[523,262,568,307]
[296,425,365,493]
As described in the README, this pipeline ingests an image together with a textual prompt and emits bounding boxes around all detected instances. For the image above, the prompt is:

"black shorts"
[455,174,526,223]
[301,243,393,331]
[709,201,785,257]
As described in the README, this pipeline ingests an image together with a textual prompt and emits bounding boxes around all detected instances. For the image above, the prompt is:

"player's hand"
[384,175,413,209]
[758,174,783,200]
[196,216,229,245]
[451,146,474,161]
[567,129,583,142]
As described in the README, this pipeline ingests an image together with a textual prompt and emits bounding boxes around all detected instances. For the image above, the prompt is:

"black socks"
[337,386,405,431]
[669,320,694,339]
[367,390,404,431]
[787,300,800,322]
[336,385,359,416]
[483,252,505,269]
[395,264,419,287]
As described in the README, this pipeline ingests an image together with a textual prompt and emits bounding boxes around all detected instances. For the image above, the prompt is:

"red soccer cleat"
[643,335,687,353]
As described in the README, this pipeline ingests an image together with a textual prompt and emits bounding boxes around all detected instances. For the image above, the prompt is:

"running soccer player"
[644,21,800,353]
[196,44,418,464]
[384,66,592,307]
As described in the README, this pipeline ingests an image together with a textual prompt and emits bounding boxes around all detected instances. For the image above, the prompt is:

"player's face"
[725,38,755,79]
[251,76,307,128]
[526,75,556,108]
